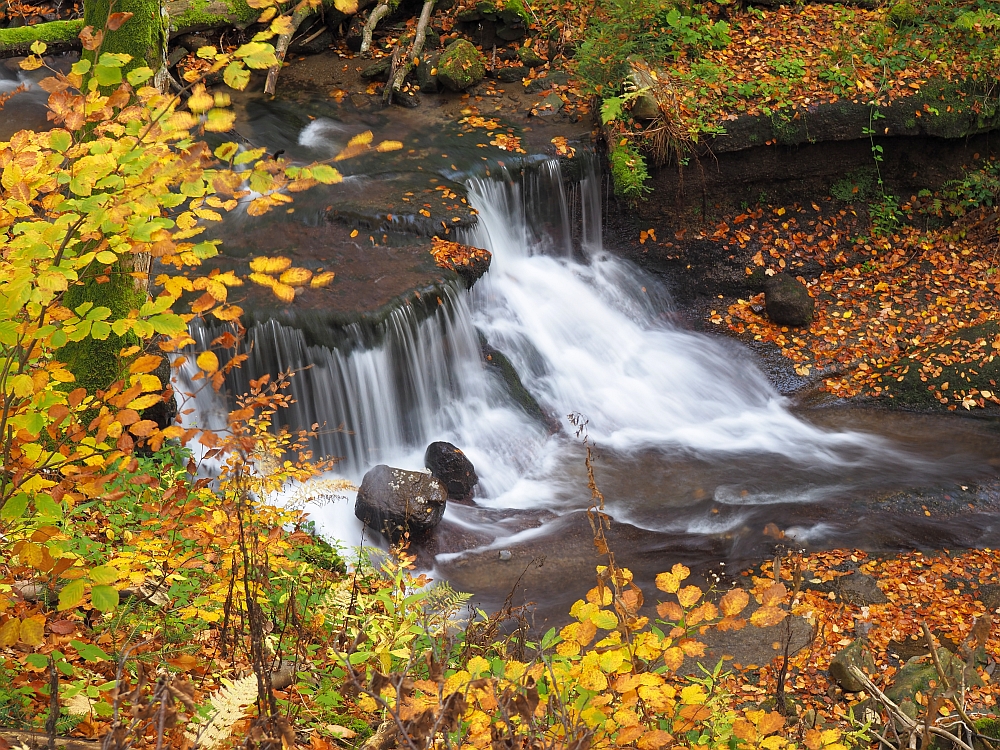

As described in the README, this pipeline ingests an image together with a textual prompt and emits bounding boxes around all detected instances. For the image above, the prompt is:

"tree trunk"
[58,0,164,396]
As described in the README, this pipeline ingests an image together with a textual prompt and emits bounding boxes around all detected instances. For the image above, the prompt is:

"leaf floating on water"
[249,272,276,288]
[279,267,312,286]
[271,282,295,303]
[376,140,404,153]
[311,271,336,288]
[249,256,292,274]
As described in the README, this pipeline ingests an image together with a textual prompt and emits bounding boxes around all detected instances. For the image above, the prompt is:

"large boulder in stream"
[424,442,478,502]
[437,39,486,92]
[355,465,447,542]
[764,274,814,327]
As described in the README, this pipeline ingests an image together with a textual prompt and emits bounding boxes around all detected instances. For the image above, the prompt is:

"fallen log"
[0,0,356,58]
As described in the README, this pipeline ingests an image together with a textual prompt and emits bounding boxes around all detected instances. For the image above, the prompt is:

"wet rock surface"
[764,273,814,327]
[424,441,479,501]
[355,465,447,542]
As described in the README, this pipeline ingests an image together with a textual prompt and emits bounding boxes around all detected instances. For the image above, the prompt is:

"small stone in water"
[498,550,512,561]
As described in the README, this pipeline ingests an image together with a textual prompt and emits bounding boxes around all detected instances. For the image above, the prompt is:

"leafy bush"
[609,140,653,201]
[574,0,730,96]
[887,0,920,28]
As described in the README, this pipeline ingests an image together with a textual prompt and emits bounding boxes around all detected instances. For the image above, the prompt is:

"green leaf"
[93,64,123,87]
[10,374,34,398]
[25,653,49,669]
[312,165,342,184]
[233,42,278,69]
[149,314,186,335]
[590,609,618,630]
[35,494,63,519]
[88,565,119,585]
[56,660,75,676]
[59,579,86,610]
[191,241,219,259]
[126,66,155,86]
[223,63,250,91]
[91,321,111,340]
[70,639,111,662]
[90,585,119,613]
[49,130,72,153]
[0,493,30,519]
[234,147,267,166]
[348,651,370,665]
[600,96,623,125]
[71,59,92,76]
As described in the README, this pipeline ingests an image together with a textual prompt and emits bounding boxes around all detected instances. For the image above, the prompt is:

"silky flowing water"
[186,149,1000,621]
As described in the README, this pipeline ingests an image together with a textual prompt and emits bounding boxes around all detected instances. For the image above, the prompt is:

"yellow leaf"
[671,563,690,581]
[187,84,214,113]
[249,272,277,288]
[376,140,404,153]
[271,282,295,303]
[0,618,20,647]
[250,256,292,274]
[750,606,787,628]
[760,736,787,750]
[19,616,45,647]
[348,130,373,147]
[270,15,295,34]
[467,655,490,676]
[334,0,357,13]
[756,711,785,735]
[197,351,219,374]
[679,685,706,705]
[280,267,313,286]
[655,571,680,593]
[676,585,702,608]
[310,271,335,288]
[127,394,162,411]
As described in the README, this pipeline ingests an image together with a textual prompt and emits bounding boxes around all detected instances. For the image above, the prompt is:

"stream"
[5,64,1000,623]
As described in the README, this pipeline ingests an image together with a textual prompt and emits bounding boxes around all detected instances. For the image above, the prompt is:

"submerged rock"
[355,465,447,542]
[425,441,478,501]
[764,274,814,326]
[437,39,486,91]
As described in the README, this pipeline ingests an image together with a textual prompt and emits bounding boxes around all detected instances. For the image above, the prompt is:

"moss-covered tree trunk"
[83,0,169,87]
[60,0,164,396]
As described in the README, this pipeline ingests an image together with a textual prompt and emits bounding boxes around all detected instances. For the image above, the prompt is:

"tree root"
[359,0,390,54]
[384,0,434,102]
[264,0,320,95]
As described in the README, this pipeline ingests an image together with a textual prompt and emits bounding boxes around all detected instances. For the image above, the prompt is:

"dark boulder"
[764,274,814,327]
[416,53,440,93]
[424,442,478,501]
[355,465,447,542]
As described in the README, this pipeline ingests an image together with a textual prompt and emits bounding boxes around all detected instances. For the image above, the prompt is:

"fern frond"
[187,674,259,749]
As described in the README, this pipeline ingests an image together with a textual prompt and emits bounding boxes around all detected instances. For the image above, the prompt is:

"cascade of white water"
[181,158,936,551]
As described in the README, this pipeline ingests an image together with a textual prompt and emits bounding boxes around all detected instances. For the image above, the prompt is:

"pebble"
[498,549,512,561]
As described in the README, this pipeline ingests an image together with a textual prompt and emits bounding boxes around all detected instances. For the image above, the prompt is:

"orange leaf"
[676,585,702,608]
[750,606,787,628]
[719,588,749,617]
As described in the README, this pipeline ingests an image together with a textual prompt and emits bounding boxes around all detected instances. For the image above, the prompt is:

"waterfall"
[182,157,934,550]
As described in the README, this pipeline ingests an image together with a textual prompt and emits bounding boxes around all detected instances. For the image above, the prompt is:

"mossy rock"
[885,648,983,705]
[517,44,544,67]
[437,39,486,91]
[883,321,1000,408]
